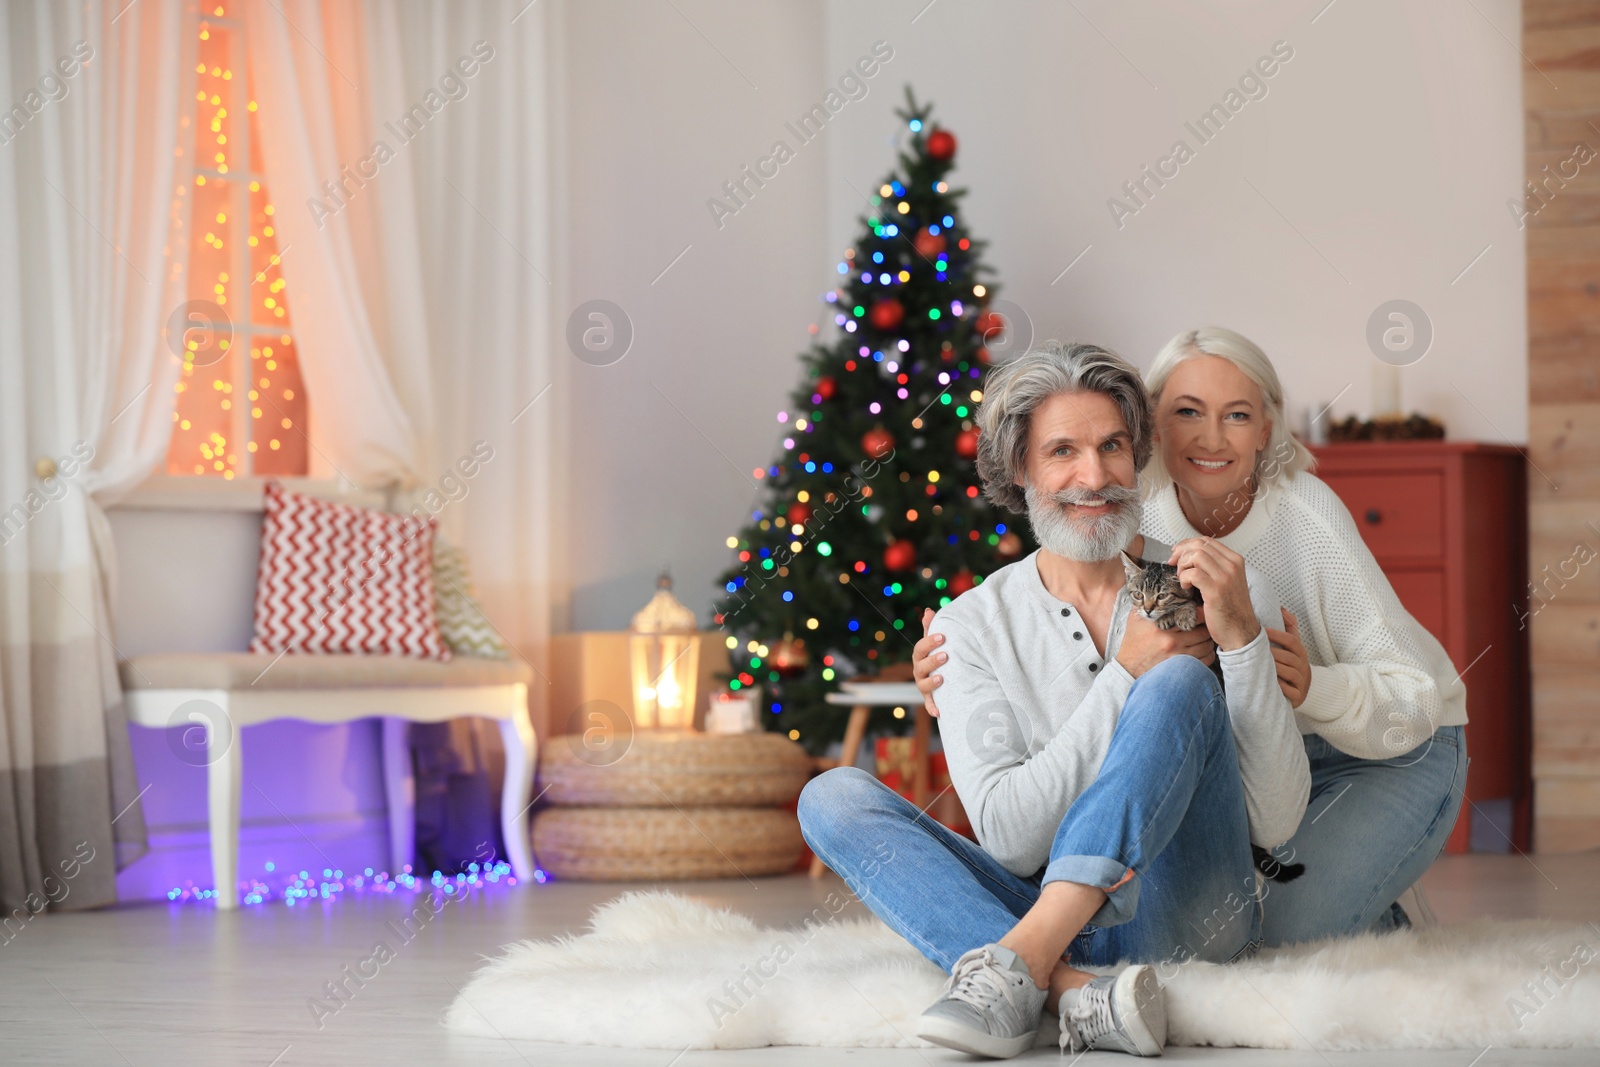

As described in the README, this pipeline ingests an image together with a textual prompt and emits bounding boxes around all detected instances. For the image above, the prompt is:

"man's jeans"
[799,656,1262,974]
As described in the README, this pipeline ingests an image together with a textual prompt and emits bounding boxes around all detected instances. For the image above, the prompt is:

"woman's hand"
[1265,608,1310,708]
[1169,537,1260,652]
[913,608,947,717]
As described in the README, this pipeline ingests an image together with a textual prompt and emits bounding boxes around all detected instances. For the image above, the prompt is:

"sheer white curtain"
[245,0,557,724]
[243,0,430,488]
[0,0,190,911]
[391,0,559,732]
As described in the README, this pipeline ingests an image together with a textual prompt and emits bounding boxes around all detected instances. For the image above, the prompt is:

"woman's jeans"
[1258,724,1467,946]
[798,656,1262,974]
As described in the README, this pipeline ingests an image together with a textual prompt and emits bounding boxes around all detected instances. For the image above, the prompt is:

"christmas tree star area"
[714,89,1035,753]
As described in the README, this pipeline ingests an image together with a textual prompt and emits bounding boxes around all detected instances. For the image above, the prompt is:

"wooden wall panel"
[1528,405,1600,499]
[1533,666,1600,777]
[1524,0,1600,32]
[1529,337,1600,402]
[1526,0,1600,852]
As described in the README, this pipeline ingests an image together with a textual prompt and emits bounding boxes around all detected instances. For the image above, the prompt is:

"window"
[166,2,308,479]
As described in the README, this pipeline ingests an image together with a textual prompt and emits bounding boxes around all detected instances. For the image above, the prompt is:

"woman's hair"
[975,340,1152,515]
[1142,326,1314,494]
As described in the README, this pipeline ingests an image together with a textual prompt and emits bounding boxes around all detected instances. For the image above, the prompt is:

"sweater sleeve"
[930,613,1134,877]
[1216,568,1311,849]
[1290,492,1457,760]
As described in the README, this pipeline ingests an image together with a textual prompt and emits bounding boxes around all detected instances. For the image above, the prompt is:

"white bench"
[119,652,536,909]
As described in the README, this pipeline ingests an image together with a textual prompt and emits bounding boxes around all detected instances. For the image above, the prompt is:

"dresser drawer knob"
[1365,509,1382,524]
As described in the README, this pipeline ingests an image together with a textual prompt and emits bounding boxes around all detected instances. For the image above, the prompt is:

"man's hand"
[1116,609,1217,678]
[1169,537,1260,651]
[1265,608,1311,708]
[914,608,946,718]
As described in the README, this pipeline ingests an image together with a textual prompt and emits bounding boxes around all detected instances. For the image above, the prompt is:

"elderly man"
[797,341,1309,1058]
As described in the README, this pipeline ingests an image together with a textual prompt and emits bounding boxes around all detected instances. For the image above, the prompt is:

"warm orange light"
[165,17,308,480]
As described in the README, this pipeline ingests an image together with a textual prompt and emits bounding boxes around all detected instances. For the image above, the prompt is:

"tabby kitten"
[1118,551,1305,885]
[1120,552,1201,631]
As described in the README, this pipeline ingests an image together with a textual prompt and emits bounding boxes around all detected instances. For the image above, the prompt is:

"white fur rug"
[444,890,1600,1051]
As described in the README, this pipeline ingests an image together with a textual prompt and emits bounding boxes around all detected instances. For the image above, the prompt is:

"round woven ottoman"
[532,730,812,881]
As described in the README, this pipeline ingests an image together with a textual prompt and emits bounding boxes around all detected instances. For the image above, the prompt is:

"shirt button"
[1089,663,1099,672]
[1073,632,1083,640]
[1060,608,1071,617]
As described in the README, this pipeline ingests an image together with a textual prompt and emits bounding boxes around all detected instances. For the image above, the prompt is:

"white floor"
[3,852,1598,1066]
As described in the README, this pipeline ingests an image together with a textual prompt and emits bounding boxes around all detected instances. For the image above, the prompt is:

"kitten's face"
[1121,552,1202,630]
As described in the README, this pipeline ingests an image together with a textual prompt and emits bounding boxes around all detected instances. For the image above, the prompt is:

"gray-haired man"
[798,341,1308,1058]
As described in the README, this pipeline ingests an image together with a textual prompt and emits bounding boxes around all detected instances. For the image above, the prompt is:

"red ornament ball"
[770,634,810,677]
[883,539,917,573]
[948,569,976,596]
[787,502,812,526]
[814,375,837,401]
[996,531,1023,558]
[975,346,992,365]
[926,128,957,162]
[955,428,979,459]
[975,310,1006,342]
[914,227,947,258]
[868,298,905,331]
[861,427,896,459]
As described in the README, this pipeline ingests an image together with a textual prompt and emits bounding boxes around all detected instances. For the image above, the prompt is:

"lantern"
[628,571,701,730]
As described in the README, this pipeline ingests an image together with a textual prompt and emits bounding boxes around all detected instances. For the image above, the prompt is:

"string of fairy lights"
[164,858,537,908]
[167,2,308,479]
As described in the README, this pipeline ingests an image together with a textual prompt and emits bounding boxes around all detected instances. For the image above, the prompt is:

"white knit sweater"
[1141,473,1468,760]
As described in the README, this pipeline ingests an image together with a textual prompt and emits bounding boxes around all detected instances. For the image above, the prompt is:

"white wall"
[560,0,1528,632]
[557,0,833,632]
[819,0,1527,438]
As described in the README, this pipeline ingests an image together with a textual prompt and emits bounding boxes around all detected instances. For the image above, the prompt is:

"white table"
[120,652,537,908]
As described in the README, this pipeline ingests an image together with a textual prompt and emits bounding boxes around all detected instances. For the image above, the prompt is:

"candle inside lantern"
[628,572,700,731]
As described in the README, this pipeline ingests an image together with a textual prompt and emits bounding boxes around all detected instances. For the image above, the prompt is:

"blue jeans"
[798,656,1262,974]
[1258,724,1467,946]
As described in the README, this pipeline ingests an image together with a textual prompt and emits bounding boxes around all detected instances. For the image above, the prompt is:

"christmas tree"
[713,89,1034,754]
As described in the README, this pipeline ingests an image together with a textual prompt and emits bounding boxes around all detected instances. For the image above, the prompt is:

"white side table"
[120,652,537,909]
[810,681,930,879]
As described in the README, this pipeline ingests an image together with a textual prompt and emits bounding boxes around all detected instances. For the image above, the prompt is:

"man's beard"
[1024,480,1143,562]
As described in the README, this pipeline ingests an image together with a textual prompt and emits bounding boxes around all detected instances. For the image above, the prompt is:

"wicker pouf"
[532,806,804,881]
[538,730,811,807]
[533,730,811,881]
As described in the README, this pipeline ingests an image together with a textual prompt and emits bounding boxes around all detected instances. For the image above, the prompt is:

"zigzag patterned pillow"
[433,538,509,659]
[250,482,450,660]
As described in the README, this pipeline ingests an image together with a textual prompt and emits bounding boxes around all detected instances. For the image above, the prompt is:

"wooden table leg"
[498,687,538,881]
[838,704,870,774]
[911,704,931,811]
[207,699,241,910]
[810,705,871,879]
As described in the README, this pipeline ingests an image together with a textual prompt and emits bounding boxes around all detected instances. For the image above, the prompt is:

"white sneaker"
[1058,964,1167,1056]
[913,943,1047,1059]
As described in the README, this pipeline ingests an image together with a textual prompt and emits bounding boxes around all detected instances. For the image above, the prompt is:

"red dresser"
[1309,442,1531,853]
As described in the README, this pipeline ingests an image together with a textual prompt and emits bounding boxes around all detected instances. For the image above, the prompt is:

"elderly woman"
[915,326,1468,947]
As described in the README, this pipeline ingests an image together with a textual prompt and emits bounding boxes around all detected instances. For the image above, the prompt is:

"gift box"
[873,736,972,836]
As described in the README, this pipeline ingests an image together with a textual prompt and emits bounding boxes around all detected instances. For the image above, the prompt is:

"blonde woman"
[914,327,1467,946]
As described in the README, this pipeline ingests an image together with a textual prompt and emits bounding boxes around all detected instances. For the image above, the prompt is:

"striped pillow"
[250,482,450,660]
[433,538,509,659]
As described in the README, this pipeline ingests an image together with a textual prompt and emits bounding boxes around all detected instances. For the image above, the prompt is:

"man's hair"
[974,340,1153,515]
